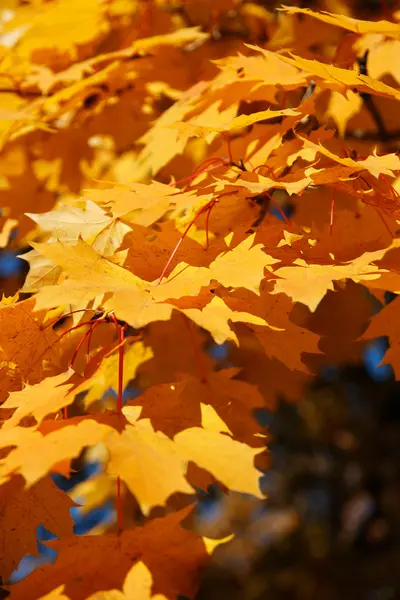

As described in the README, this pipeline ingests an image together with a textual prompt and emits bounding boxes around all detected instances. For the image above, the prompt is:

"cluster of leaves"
[2,0,400,598]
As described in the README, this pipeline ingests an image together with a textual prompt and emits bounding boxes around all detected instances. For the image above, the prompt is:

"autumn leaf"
[0,475,75,582]
[74,342,153,409]
[230,172,312,197]
[7,508,207,600]
[168,107,300,142]
[88,182,208,229]
[132,368,266,443]
[26,200,130,258]
[274,50,400,101]
[0,298,61,400]
[225,289,321,373]
[271,242,400,312]
[362,295,400,377]
[38,562,168,600]
[85,561,168,600]
[174,426,263,498]
[0,371,74,428]
[280,6,400,38]
[180,295,272,345]
[208,234,280,295]
[30,238,144,310]
[132,98,238,178]
[0,420,113,486]
[105,419,194,515]
[299,137,400,178]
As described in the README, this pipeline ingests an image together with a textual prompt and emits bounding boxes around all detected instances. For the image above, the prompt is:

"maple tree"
[1,0,400,598]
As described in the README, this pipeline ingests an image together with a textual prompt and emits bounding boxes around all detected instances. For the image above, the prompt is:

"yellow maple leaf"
[280,6,400,38]
[181,296,273,345]
[37,586,70,600]
[1,371,74,429]
[27,201,113,244]
[213,50,306,89]
[272,242,400,311]
[200,404,232,435]
[324,90,363,139]
[105,289,175,329]
[229,173,312,197]
[74,342,153,409]
[209,234,280,295]
[168,107,300,142]
[300,137,400,178]
[0,420,113,486]
[30,238,144,310]
[133,98,238,178]
[106,421,194,516]
[151,263,212,302]
[84,561,168,600]
[174,427,263,498]
[275,51,400,101]
[88,182,207,229]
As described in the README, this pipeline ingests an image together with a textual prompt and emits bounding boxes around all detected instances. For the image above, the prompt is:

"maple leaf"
[20,250,63,294]
[274,50,400,101]
[105,289,175,330]
[73,342,153,409]
[113,405,264,509]
[280,6,400,38]
[7,507,207,600]
[304,280,373,365]
[87,182,208,229]
[105,419,194,515]
[0,420,113,486]
[84,561,168,600]
[26,200,130,259]
[151,263,212,302]
[271,242,400,312]
[129,380,200,438]
[30,238,144,310]
[175,426,263,498]
[229,172,312,197]
[181,296,274,345]
[226,289,321,373]
[0,408,261,514]
[0,475,75,582]
[0,298,61,400]
[0,371,74,429]
[324,90,363,138]
[133,368,266,443]
[168,107,300,143]
[28,234,281,343]
[27,201,115,245]
[362,296,400,378]
[30,239,208,330]
[300,137,400,178]
[230,330,311,410]
[132,97,238,178]
[212,49,306,89]
[208,233,279,295]
[37,586,70,600]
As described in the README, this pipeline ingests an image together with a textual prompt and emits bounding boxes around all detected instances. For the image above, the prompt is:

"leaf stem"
[330,189,337,236]
[110,313,127,533]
